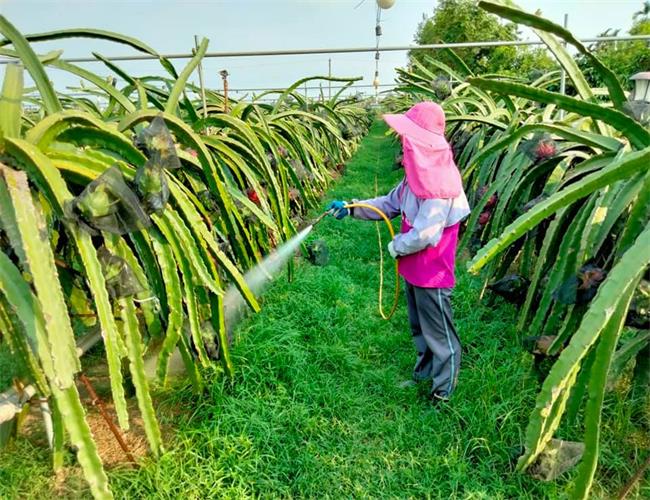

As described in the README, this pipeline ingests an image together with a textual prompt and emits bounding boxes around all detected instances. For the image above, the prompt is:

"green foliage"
[396,2,650,498]
[0,15,372,498]
[410,0,555,78]
[577,2,650,90]
[479,0,628,110]
[0,63,23,138]
[2,121,644,499]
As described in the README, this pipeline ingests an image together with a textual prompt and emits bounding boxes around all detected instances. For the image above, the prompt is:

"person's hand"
[387,241,399,259]
[327,200,350,220]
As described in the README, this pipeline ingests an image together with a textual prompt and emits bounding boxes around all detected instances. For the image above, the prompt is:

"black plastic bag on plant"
[553,263,606,305]
[64,166,151,235]
[97,246,144,299]
[487,274,530,305]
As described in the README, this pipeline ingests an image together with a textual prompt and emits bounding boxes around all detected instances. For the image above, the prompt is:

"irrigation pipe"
[79,373,136,464]
[616,452,650,499]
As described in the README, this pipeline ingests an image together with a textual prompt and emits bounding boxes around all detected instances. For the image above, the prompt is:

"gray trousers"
[404,282,461,398]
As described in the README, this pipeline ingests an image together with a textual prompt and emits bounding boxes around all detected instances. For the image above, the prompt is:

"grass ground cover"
[0,121,643,498]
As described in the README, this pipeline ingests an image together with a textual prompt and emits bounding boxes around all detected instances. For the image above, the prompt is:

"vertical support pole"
[304,82,308,99]
[194,35,208,120]
[328,58,332,100]
[39,398,54,450]
[373,5,383,104]
[220,70,229,113]
[559,14,568,119]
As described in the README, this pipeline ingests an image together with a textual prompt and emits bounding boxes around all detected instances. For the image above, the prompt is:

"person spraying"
[328,102,470,403]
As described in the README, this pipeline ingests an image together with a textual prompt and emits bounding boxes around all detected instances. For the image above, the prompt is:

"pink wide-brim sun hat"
[382,101,448,149]
[382,101,462,199]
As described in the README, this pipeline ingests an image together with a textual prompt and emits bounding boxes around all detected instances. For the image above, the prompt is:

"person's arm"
[390,198,451,256]
[350,180,403,220]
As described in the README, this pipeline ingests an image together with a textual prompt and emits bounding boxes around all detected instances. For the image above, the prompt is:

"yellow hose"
[344,203,400,320]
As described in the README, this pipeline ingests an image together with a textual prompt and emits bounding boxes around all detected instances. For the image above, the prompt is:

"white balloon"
[376,0,395,9]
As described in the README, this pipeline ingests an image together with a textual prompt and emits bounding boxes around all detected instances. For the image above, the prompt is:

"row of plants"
[0,16,371,499]
[392,1,648,498]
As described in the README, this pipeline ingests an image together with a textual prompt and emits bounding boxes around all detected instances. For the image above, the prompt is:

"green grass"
[0,121,645,498]
[0,342,22,391]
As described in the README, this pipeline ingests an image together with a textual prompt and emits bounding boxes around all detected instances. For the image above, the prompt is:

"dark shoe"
[431,393,450,406]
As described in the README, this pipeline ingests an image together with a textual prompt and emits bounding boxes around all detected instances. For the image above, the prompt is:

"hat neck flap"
[401,136,462,199]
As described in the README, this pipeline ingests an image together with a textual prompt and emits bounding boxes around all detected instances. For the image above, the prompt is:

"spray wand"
[310,209,334,227]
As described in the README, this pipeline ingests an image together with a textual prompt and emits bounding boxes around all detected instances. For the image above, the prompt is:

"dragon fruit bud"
[522,133,557,162]
[535,140,556,160]
[246,188,260,205]
[478,211,491,225]
[486,194,498,208]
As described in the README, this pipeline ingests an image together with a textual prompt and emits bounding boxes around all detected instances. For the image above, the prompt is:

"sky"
[0,0,645,100]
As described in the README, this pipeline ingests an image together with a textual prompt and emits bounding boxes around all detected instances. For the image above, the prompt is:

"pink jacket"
[352,179,470,288]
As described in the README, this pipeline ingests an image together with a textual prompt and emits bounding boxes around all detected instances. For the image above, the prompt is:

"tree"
[578,2,650,90]
[633,0,650,20]
[409,0,555,77]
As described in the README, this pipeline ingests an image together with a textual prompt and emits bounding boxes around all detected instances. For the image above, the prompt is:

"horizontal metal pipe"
[1,35,648,65]
[24,83,396,100]
[229,83,396,92]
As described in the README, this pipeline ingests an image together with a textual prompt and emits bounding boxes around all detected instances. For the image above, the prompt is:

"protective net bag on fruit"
[97,245,144,299]
[64,166,151,235]
[133,115,181,171]
[133,115,181,213]
[528,439,585,481]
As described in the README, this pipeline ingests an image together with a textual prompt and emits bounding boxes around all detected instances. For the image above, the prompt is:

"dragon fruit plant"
[395,2,650,496]
[0,16,371,498]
